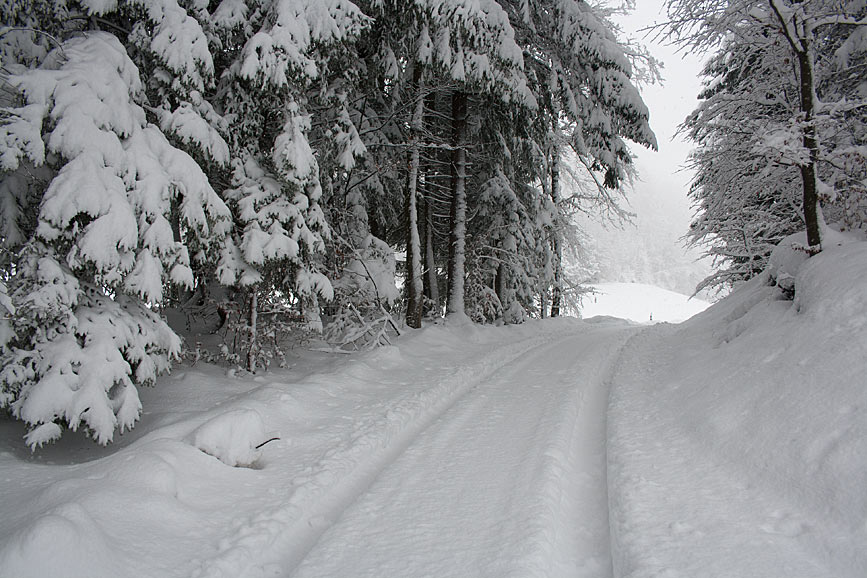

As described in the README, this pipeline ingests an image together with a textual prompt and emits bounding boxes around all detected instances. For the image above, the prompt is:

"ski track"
[286,325,637,578]
[193,323,634,578]
[193,324,636,578]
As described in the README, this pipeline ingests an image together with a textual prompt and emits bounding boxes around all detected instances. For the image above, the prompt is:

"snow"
[607,232,867,577]
[1,235,865,577]
[189,409,269,468]
[581,282,710,323]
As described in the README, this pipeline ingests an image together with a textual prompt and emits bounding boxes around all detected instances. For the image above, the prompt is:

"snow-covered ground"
[581,282,710,324]
[1,234,865,577]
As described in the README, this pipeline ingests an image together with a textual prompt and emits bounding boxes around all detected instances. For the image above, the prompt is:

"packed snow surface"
[1,235,865,577]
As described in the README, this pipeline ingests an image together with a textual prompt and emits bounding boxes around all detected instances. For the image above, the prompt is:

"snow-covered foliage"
[510,0,657,183]
[668,0,867,290]
[1,0,658,446]
[0,31,228,448]
[219,152,331,298]
[425,0,535,105]
[334,234,400,307]
[1,247,181,448]
[4,34,227,298]
[468,168,551,323]
[237,0,369,86]
[209,0,369,367]
[325,224,401,350]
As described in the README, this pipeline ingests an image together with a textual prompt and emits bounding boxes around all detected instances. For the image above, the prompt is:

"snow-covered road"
[291,324,635,578]
[3,236,866,578]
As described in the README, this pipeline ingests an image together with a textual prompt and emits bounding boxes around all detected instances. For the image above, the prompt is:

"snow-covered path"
[289,324,635,578]
[4,237,866,578]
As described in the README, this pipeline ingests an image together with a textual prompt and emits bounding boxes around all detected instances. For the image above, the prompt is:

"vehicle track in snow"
[194,323,596,578]
[284,323,637,578]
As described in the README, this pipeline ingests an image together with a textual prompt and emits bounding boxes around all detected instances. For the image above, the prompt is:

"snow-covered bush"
[210,289,321,372]
[1,249,181,448]
[324,233,401,350]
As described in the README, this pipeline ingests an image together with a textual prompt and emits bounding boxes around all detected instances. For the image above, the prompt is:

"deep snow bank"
[607,232,867,577]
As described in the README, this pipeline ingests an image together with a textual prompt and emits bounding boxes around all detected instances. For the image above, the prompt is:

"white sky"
[616,0,705,193]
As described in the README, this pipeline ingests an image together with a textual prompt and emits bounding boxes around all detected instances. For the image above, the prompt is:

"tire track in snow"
[288,324,637,578]
[193,325,584,578]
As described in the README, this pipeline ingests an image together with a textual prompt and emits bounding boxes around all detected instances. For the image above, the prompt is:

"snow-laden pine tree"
[331,0,537,327]
[320,1,431,332]
[210,0,369,370]
[440,0,536,321]
[666,0,867,259]
[0,28,230,448]
[475,0,656,319]
[412,0,537,321]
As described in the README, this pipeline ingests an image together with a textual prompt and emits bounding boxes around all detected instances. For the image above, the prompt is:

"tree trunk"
[405,65,425,328]
[796,43,822,249]
[495,262,505,306]
[422,189,439,312]
[447,90,468,318]
[422,89,441,316]
[770,0,822,250]
[247,289,258,374]
[550,147,563,318]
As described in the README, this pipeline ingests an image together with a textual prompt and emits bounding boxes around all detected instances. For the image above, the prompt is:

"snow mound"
[189,409,269,467]
[0,502,118,578]
[107,451,178,496]
[766,231,811,294]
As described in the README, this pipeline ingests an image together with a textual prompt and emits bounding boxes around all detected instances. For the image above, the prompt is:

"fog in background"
[570,0,713,298]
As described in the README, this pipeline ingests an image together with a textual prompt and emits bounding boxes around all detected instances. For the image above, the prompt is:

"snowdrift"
[607,232,867,577]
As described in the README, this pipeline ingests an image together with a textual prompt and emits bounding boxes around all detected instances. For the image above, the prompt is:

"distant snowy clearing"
[580,282,710,323]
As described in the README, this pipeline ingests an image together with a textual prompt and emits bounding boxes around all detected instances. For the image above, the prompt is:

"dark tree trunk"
[770,0,822,250]
[247,289,258,374]
[796,45,822,249]
[495,261,505,309]
[422,189,439,312]
[550,147,563,318]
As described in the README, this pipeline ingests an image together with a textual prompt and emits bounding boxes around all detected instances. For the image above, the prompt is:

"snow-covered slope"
[608,232,867,577]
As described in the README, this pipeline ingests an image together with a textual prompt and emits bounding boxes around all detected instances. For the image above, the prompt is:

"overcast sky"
[616,0,705,204]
